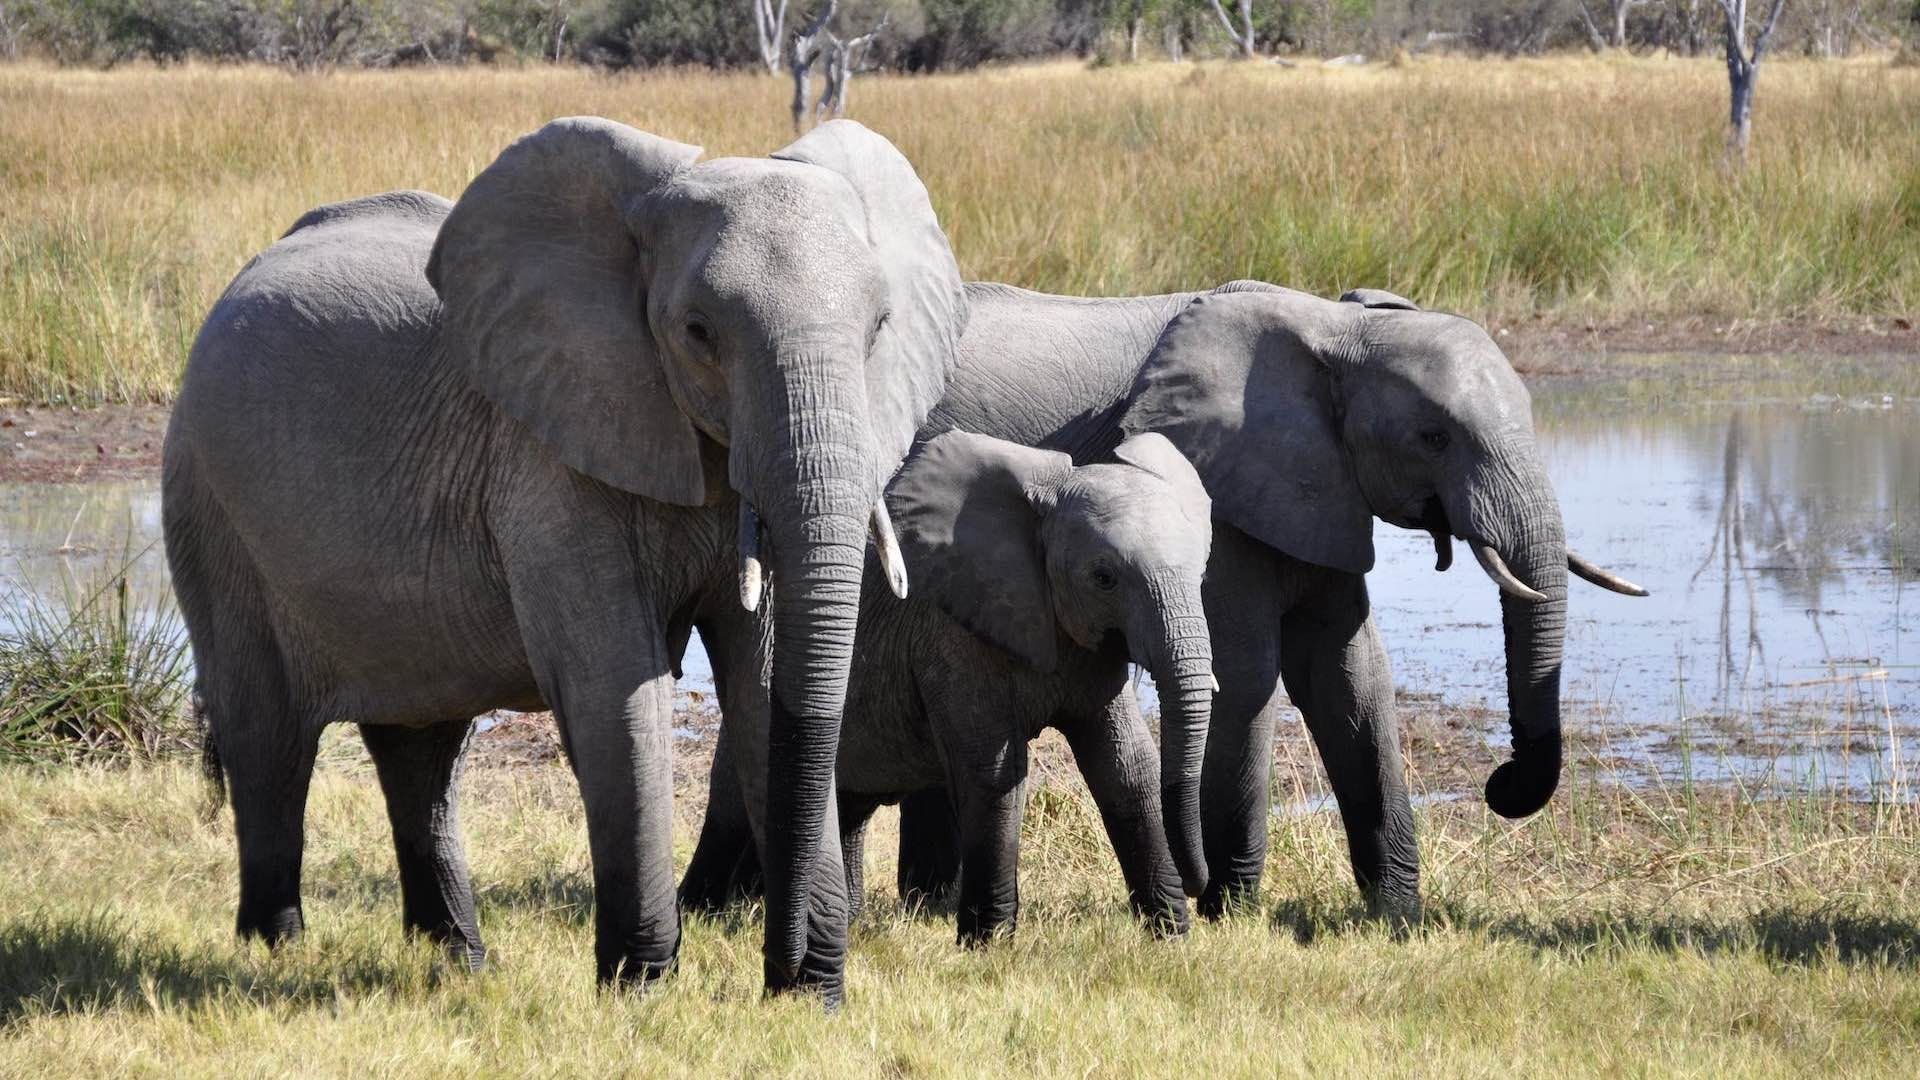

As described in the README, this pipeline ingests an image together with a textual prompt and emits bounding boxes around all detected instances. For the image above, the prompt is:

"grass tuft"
[0,558,192,765]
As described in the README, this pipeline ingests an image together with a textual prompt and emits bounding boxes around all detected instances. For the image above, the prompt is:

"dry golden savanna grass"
[2,737,1918,1076]
[0,54,1916,403]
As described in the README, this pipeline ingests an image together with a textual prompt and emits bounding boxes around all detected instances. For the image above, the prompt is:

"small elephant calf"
[687,429,1217,942]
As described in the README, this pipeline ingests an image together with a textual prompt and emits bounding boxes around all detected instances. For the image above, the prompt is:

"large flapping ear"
[887,431,1074,673]
[773,120,967,492]
[1119,292,1375,575]
[1339,287,1421,311]
[1112,432,1212,553]
[427,118,711,505]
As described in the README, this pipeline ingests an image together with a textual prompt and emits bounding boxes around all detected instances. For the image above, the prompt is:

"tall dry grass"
[0,55,1915,404]
[1,742,1917,1075]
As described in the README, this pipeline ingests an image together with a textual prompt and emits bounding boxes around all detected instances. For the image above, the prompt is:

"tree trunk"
[1128,17,1141,62]
[1726,55,1755,161]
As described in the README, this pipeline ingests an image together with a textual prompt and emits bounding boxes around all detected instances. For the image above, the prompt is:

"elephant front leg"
[1056,693,1188,937]
[1280,574,1421,923]
[552,666,682,987]
[361,719,486,970]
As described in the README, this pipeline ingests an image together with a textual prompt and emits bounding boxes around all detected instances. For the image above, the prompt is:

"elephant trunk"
[1139,570,1214,897]
[1456,452,1569,820]
[741,352,876,992]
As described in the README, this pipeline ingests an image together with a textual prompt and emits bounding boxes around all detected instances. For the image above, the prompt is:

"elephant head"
[1120,288,1643,821]
[425,117,966,983]
[888,430,1216,896]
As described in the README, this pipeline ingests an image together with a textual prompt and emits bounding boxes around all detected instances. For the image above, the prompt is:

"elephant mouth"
[1414,496,1454,572]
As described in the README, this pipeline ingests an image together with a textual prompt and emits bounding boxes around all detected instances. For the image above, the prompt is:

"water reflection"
[1369,388,1914,796]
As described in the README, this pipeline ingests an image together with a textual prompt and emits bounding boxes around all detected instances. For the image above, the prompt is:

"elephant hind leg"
[202,649,318,946]
[167,487,318,946]
[360,719,486,970]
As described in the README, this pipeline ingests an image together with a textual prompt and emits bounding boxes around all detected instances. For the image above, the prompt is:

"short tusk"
[871,498,909,600]
[1568,550,1650,596]
[1209,673,1221,694]
[1471,541,1548,603]
[738,501,764,613]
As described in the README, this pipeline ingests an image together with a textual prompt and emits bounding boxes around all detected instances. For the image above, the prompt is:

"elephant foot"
[1364,887,1424,937]
[440,937,489,973]
[955,913,1016,949]
[596,951,677,991]
[237,905,305,947]
[1136,897,1191,940]
[762,954,845,1012]
[1197,877,1260,921]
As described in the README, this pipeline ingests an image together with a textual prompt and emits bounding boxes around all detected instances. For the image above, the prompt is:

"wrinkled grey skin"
[162,117,965,1005]
[693,280,1635,923]
[687,430,1215,942]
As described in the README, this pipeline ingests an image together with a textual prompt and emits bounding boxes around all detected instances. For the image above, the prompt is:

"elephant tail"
[193,686,227,822]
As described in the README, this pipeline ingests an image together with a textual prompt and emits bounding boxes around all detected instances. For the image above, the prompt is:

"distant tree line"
[0,0,1912,69]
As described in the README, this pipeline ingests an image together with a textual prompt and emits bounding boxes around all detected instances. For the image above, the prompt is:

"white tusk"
[1209,673,1221,694]
[1568,550,1650,596]
[1470,541,1548,603]
[738,501,764,613]
[870,498,909,600]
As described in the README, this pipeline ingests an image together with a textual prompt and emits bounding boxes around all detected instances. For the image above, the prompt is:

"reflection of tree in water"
[1691,413,1770,695]
[1688,406,1916,695]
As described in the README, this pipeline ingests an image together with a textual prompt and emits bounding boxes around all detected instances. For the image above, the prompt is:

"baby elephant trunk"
[1139,570,1214,898]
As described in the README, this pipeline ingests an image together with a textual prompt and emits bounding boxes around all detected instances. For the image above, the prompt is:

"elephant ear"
[1340,287,1421,310]
[1119,292,1375,574]
[1112,432,1212,552]
[427,118,712,506]
[773,120,967,492]
[888,431,1074,673]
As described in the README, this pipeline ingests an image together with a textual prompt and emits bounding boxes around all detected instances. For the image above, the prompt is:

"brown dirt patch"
[0,404,169,483]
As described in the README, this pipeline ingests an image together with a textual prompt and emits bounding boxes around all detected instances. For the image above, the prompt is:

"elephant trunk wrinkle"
[1484,496,1569,820]
[760,445,871,988]
[1140,569,1213,897]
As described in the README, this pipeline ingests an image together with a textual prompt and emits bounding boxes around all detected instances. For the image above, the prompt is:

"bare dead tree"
[1716,0,1789,163]
[824,17,886,118]
[1573,0,1647,48]
[788,2,884,130]
[790,2,837,131]
[754,0,791,73]
[1206,0,1257,59]
[0,2,21,61]
[288,0,365,72]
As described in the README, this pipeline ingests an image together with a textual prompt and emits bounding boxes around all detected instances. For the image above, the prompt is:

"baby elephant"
[688,429,1216,943]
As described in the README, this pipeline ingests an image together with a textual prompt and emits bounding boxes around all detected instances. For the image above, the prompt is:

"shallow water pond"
[2,375,1911,792]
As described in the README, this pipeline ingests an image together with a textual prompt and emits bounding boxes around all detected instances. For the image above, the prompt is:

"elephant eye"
[685,318,712,347]
[1421,430,1450,452]
[1088,563,1119,592]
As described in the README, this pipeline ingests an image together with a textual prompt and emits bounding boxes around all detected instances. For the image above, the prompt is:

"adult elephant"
[687,281,1643,922]
[163,117,965,1004]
